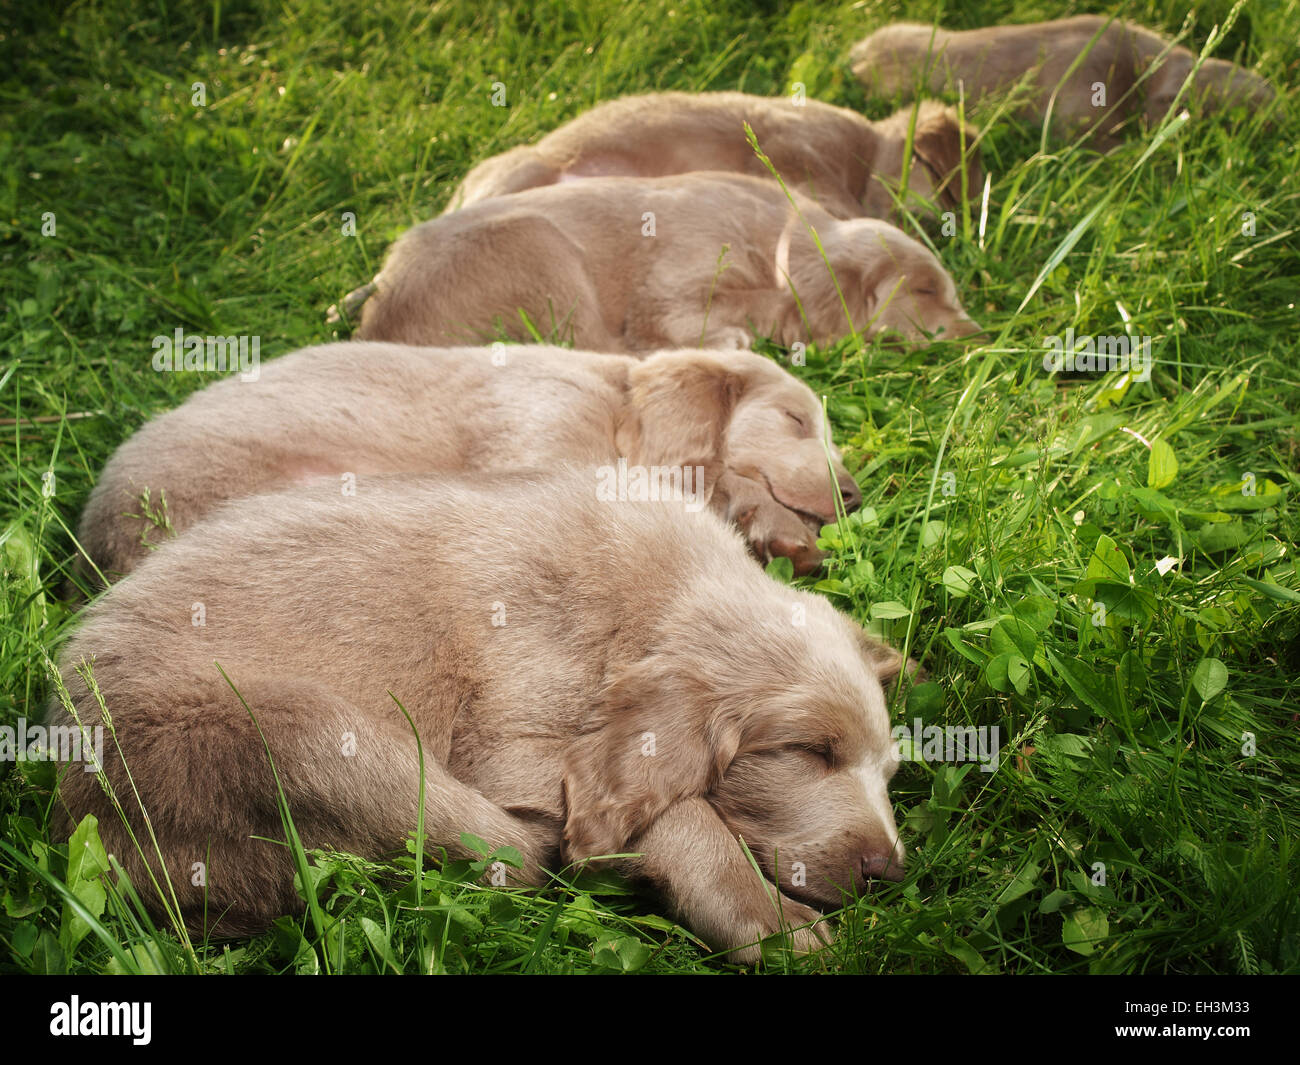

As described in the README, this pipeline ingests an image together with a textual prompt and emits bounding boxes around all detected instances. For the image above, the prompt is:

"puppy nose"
[862,853,905,882]
[838,476,862,512]
[951,317,982,341]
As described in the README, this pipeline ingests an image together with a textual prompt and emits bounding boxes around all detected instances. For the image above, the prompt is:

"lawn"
[1,0,1297,974]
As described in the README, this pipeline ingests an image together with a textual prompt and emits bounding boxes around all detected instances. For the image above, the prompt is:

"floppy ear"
[782,226,870,344]
[912,106,983,212]
[1142,55,1193,126]
[623,353,745,470]
[562,656,741,859]
[854,628,925,687]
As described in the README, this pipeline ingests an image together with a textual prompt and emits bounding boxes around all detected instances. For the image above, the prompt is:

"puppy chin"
[864,324,917,350]
[763,852,864,910]
[944,316,983,341]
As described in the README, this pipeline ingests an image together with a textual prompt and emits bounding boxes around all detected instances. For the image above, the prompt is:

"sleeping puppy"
[354,172,977,352]
[52,470,909,963]
[447,92,982,222]
[851,16,1274,148]
[76,343,859,582]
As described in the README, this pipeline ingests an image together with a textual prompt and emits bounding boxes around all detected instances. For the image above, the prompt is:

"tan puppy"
[53,470,909,963]
[448,92,982,221]
[76,343,859,583]
[355,173,977,352]
[851,16,1274,147]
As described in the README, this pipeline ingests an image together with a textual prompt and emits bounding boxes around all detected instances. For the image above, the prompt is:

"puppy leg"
[646,306,753,352]
[620,796,831,964]
[698,325,754,350]
[623,263,758,351]
[55,673,551,935]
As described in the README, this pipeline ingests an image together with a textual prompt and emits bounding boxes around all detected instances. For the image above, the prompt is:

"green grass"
[2,0,1298,973]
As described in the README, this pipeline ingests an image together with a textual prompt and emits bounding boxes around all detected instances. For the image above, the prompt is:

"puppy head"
[708,621,909,908]
[712,352,860,527]
[871,101,983,218]
[804,218,979,346]
[1196,61,1274,112]
[1144,55,1274,126]
[629,351,859,538]
[561,597,908,906]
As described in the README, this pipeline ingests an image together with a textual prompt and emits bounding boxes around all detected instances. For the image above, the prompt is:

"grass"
[2,0,1298,974]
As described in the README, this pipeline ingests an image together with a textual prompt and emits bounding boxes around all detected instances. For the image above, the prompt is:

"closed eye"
[784,410,811,433]
[790,742,834,767]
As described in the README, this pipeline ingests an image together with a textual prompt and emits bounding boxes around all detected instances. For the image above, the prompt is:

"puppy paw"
[767,533,828,576]
[726,895,833,965]
[704,326,753,351]
[740,502,827,576]
[768,896,834,951]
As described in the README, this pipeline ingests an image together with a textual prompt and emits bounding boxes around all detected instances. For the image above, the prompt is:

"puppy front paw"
[740,504,827,576]
[704,326,754,351]
[726,895,834,965]
[764,530,828,576]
